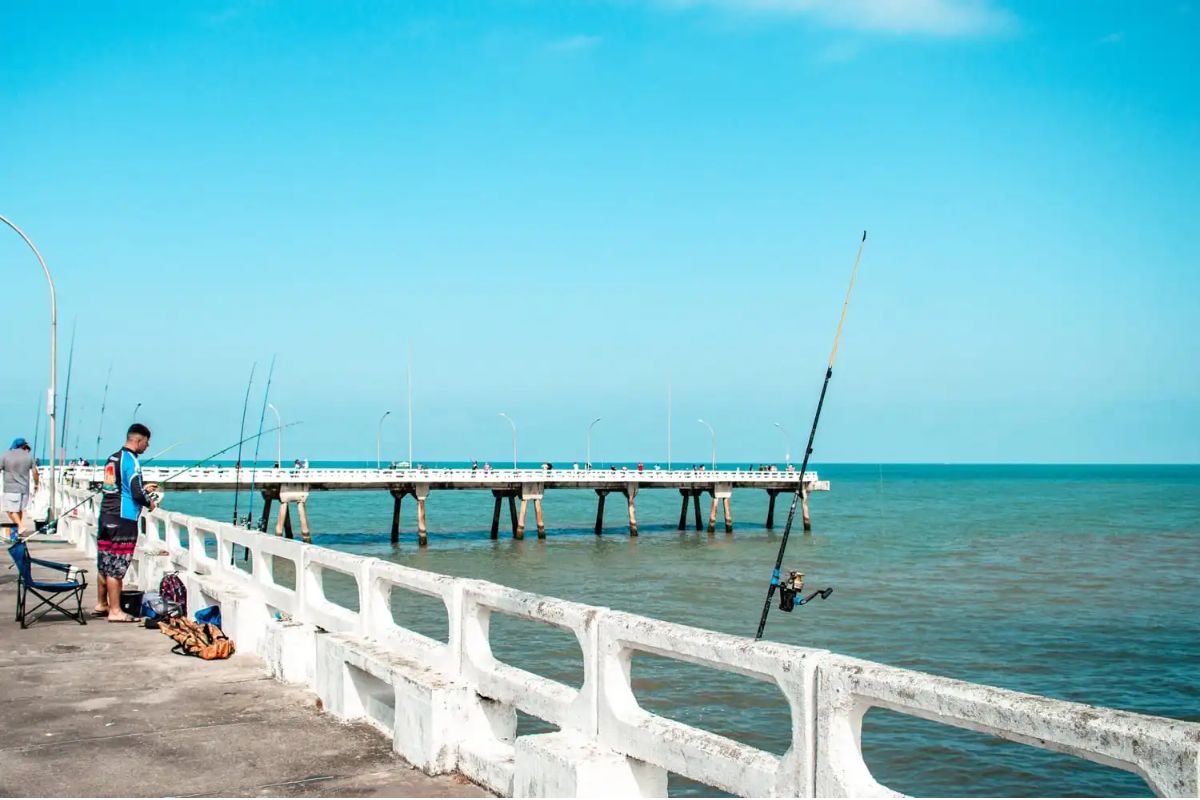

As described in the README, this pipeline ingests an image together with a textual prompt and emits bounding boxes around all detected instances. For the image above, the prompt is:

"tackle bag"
[159,572,187,617]
[141,591,183,629]
[158,617,236,660]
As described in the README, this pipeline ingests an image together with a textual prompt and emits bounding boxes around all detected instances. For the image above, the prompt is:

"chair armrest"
[29,556,73,573]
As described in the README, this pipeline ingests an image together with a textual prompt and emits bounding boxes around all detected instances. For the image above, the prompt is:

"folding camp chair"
[7,541,88,628]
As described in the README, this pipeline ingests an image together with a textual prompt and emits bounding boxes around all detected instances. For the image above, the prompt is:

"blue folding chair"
[7,541,88,628]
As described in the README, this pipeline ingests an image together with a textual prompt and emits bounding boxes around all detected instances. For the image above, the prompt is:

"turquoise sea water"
[158,463,1200,797]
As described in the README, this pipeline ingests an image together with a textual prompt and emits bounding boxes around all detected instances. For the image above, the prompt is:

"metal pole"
[499,412,517,469]
[407,344,414,466]
[268,403,282,465]
[667,374,672,471]
[131,402,142,425]
[377,410,391,469]
[0,214,56,514]
[698,419,716,471]
[587,417,602,469]
[774,422,792,466]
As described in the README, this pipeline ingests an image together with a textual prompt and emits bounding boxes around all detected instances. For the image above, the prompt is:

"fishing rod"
[231,363,256,526]
[754,230,867,641]
[35,422,303,537]
[242,355,276,530]
[92,363,112,480]
[59,319,77,462]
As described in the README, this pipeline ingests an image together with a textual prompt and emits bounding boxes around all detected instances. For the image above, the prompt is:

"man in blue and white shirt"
[96,423,158,621]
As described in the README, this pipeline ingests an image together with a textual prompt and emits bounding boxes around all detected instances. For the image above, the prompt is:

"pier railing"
[52,486,1200,798]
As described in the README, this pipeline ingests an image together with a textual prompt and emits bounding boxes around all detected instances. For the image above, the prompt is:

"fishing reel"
[776,570,833,613]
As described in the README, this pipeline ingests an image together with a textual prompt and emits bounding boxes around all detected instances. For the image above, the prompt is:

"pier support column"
[260,490,276,534]
[415,484,430,547]
[707,493,719,534]
[624,484,638,537]
[520,483,545,540]
[594,490,608,535]
[693,491,703,531]
[714,484,733,533]
[516,499,527,540]
[678,490,689,531]
[490,491,505,539]
[508,495,519,537]
[766,490,778,530]
[802,486,811,532]
[277,503,293,538]
[296,500,311,543]
[389,488,405,544]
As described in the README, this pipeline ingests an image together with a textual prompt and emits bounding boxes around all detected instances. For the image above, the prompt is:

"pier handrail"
[49,484,1200,798]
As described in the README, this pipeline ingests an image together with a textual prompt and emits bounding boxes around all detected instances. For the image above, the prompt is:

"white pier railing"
[49,486,1200,798]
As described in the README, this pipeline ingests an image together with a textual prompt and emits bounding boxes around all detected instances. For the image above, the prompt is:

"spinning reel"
[775,570,834,613]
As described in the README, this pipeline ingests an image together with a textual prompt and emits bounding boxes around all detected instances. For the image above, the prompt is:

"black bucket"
[119,589,145,617]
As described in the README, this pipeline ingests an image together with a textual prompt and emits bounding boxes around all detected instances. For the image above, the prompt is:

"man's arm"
[31,463,39,488]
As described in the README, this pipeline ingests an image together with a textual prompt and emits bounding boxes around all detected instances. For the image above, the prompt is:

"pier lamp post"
[0,214,57,514]
[376,410,391,469]
[586,417,602,469]
[499,412,517,470]
[131,402,142,425]
[773,422,792,466]
[697,419,716,471]
[267,403,282,465]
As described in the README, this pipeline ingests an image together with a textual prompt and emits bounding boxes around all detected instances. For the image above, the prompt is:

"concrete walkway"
[0,537,489,798]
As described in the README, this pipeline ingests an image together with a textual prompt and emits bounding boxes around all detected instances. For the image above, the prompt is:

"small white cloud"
[1097,31,1125,44]
[546,34,604,53]
[656,0,1013,37]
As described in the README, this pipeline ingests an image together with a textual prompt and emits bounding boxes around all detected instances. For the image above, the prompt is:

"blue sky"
[2,1,1197,464]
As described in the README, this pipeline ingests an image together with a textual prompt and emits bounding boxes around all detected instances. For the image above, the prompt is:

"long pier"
[44,483,1200,798]
[64,466,831,545]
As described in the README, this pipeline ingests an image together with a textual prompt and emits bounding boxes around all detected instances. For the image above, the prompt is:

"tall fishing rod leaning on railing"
[26,423,302,544]
[754,230,867,641]
[242,355,276,531]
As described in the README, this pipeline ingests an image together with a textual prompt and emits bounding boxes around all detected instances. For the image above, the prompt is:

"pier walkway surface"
[0,539,488,798]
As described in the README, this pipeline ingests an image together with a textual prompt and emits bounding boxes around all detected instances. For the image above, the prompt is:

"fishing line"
[59,319,77,462]
[92,363,113,476]
[754,230,866,641]
[243,355,276,529]
[231,363,256,525]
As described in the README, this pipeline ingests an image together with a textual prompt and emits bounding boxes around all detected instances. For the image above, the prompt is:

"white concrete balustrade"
[49,486,1200,798]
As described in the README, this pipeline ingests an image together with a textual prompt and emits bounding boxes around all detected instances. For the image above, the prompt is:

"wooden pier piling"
[624,485,638,536]
[765,489,778,530]
[594,489,608,535]
[389,488,405,544]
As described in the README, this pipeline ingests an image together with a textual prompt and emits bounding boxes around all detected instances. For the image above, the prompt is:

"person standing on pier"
[1,438,39,541]
[95,424,158,622]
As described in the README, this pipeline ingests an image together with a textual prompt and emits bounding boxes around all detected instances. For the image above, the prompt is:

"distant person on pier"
[96,424,158,622]
[1,438,39,541]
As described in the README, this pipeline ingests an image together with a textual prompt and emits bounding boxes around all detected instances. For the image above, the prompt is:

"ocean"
[155,462,1200,797]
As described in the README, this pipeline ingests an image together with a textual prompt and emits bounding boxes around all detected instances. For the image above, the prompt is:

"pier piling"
[508,494,518,537]
[723,496,733,533]
[624,485,638,536]
[389,489,405,544]
[516,498,527,540]
[594,489,608,535]
[802,487,811,532]
[490,491,503,539]
[414,485,429,546]
[707,494,719,534]
[766,489,778,529]
[677,490,689,530]
[260,490,275,533]
[534,498,545,539]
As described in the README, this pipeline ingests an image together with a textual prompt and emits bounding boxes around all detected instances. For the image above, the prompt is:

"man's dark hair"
[127,423,152,439]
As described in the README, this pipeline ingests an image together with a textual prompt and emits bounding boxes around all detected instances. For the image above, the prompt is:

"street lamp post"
[131,402,142,425]
[586,417,602,469]
[267,403,283,465]
[376,410,391,469]
[773,422,792,466]
[499,412,517,469]
[0,214,56,514]
[697,418,716,471]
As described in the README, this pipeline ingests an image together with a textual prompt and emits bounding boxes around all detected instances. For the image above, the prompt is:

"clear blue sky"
[2,1,1197,464]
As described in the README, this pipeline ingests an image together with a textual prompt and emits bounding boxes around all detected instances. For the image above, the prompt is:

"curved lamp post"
[499,412,517,469]
[586,417,602,469]
[376,410,391,469]
[1,214,56,513]
[267,403,283,465]
[131,402,142,426]
[697,418,716,471]
[773,422,792,466]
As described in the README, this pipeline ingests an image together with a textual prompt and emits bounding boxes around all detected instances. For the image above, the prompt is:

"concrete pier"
[0,540,487,798]
[65,466,829,545]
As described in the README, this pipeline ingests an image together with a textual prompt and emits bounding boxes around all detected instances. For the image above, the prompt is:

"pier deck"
[61,467,829,544]
[0,539,488,798]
